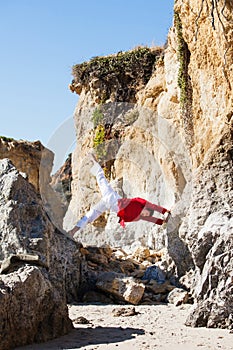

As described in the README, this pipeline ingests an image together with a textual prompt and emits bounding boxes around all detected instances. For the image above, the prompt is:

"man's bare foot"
[164,211,171,223]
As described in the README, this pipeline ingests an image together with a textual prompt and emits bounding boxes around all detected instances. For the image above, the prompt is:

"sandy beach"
[16,303,233,350]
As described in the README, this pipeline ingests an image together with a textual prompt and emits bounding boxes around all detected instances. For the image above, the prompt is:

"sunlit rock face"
[65,0,233,328]
[0,138,52,192]
[64,46,191,252]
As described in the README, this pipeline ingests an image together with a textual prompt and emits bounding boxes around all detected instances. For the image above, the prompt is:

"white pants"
[76,162,122,229]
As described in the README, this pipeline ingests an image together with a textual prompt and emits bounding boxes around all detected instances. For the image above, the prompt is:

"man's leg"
[90,159,116,199]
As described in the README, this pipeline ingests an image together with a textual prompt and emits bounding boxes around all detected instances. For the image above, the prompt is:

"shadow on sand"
[16,326,145,349]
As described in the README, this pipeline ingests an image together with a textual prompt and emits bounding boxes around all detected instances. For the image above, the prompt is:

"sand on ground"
[16,304,233,350]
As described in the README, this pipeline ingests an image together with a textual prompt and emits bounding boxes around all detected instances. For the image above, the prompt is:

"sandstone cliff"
[0,137,70,230]
[65,0,233,329]
[0,137,52,192]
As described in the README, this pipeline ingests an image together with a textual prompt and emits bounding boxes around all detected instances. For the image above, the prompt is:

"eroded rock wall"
[0,138,52,192]
[0,159,81,349]
[174,0,233,329]
[0,137,69,229]
[174,0,233,166]
[64,40,193,278]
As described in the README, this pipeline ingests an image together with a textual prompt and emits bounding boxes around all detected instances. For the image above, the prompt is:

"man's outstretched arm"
[68,215,89,237]
[68,200,107,237]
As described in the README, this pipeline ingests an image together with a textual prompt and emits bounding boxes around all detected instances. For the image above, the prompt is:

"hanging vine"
[174,12,194,149]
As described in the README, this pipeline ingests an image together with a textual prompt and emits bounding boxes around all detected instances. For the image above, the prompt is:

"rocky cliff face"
[174,0,233,329]
[0,159,81,349]
[65,0,233,329]
[50,153,72,209]
[0,137,52,192]
[0,137,69,230]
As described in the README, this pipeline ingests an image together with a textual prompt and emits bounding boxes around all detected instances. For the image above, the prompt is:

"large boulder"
[0,158,81,349]
[0,266,71,350]
[96,272,145,305]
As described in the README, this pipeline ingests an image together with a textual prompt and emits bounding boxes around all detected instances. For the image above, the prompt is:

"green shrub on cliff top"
[72,47,163,86]
[0,136,15,142]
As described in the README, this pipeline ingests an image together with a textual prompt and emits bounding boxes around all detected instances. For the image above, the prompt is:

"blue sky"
[0,0,174,147]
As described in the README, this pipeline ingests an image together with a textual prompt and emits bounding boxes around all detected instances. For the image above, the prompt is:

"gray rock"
[146,280,175,295]
[0,253,47,274]
[0,159,81,349]
[0,266,72,350]
[167,288,189,306]
[142,265,166,284]
[96,272,145,305]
